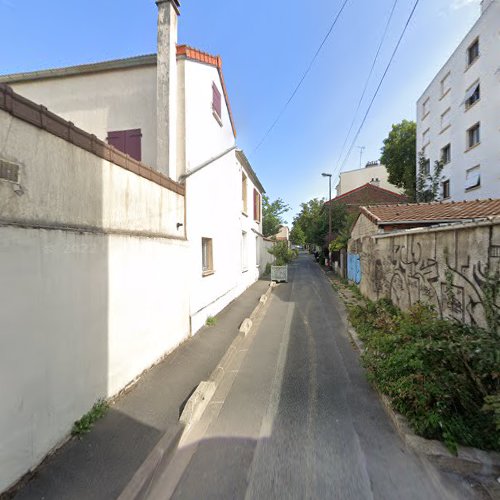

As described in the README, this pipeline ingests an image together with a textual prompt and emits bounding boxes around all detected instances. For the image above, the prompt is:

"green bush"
[267,241,295,266]
[72,399,109,437]
[349,299,500,453]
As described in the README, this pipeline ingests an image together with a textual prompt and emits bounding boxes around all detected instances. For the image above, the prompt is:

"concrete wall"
[416,0,500,201]
[260,238,275,275]
[0,108,190,492]
[350,218,500,331]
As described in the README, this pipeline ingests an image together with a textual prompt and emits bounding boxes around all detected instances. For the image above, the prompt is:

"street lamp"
[322,173,332,262]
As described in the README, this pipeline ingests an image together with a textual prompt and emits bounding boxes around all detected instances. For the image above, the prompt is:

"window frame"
[442,179,450,199]
[465,165,481,191]
[441,144,451,165]
[467,38,480,68]
[202,237,214,276]
[440,72,451,99]
[241,231,248,272]
[440,108,451,132]
[465,81,480,110]
[466,122,480,150]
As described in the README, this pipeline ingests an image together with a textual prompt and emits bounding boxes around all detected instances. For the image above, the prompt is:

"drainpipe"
[156,0,180,180]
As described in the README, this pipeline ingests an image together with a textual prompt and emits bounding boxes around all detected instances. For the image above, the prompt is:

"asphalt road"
[149,253,482,500]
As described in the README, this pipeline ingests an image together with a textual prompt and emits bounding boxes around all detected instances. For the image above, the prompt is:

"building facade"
[416,0,500,201]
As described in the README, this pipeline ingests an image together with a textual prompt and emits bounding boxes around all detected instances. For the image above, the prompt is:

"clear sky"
[0,0,482,222]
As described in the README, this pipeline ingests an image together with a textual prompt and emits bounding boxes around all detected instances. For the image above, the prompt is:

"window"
[441,144,451,164]
[422,158,431,176]
[467,122,480,149]
[440,108,451,131]
[422,98,430,118]
[467,38,479,67]
[253,189,261,222]
[242,172,248,214]
[107,129,142,161]
[465,166,481,191]
[440,72,451,98]
[464,82,480,110]
[422,128,430,146]
[202,238,213,275]
[442,179,450,199]
[241,231,248,272]
[212,83,222,123]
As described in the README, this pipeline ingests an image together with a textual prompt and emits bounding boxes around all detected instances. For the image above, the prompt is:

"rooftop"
[361,198,500,225]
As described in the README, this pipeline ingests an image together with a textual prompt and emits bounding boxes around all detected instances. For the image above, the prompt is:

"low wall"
[349,218,500,331]
[0,92,190,491]
[260,238,275,275]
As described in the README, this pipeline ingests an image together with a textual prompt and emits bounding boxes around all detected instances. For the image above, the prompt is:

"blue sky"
[0,0,482,222]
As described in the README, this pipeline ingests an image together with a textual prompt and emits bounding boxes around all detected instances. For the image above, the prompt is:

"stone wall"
[349,218,500,331]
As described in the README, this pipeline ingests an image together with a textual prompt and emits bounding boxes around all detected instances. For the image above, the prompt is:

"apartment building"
[416,0,500,201]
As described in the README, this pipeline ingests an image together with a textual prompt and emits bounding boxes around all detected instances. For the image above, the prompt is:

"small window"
[442,179,450,199]
[465,166,481,191]
[422,98,430,118]
[422,128,430,146]
[107,129,142,161]
[212,83,222,121]
[467,38,479,67]
[422,158,431,176]
[441,144,451,164]
[253,189,261,222]
[440,72,451,98]
[241,231,248,272]
[202,238,214,275]
[467,122,480,149]
[464,82,480,109]
[242,172,248,214]
[440,108,451,131]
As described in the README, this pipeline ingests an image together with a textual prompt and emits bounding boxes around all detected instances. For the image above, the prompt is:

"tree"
[262,195,290,237]
[290,225,306,246]
[380,120,417,200]
[416,151,444,202]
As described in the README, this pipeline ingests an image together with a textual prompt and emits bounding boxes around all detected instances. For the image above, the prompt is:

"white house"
[335,161,403,196]
[416,0,500,201]
[0,0,266,335]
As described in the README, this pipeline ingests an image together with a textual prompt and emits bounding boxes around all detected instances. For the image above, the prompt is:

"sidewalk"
[11,279,270,500]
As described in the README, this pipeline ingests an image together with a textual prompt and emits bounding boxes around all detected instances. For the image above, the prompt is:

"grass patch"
[72,398,109,437]
[349,299,500,454]
[206,316,217,327]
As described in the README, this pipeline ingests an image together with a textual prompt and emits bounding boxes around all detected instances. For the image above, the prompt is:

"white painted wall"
[336,163,403,196]
[8,65,158,169]
[0,109,190,492]
[416,0,500,201]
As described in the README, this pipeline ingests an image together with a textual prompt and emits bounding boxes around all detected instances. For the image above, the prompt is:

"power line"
[251,0,351,156]
[335,0,421,180]
[334,0,399,172]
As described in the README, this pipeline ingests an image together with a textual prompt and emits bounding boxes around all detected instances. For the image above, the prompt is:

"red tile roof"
[361,198,500,225]
[326,183,407,205]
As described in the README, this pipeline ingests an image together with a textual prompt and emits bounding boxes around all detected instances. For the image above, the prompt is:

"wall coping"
[0,84,185,196]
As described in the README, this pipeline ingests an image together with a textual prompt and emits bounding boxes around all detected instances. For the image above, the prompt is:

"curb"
[117,424,183,500]
[345,306,500,478]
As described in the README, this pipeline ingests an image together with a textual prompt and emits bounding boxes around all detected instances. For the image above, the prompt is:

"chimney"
[156,0,180,180]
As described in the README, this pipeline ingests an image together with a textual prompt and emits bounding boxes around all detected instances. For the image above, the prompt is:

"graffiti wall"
[351,219,500,331]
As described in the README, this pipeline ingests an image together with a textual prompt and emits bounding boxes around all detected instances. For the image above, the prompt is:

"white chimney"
[156,0,180,180]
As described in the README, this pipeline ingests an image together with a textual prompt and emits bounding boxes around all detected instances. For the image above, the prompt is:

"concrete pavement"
[148,254,484,499]
[11,279,270,500]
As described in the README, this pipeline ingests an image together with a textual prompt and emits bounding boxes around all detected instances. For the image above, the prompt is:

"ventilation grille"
[0,160,19,183]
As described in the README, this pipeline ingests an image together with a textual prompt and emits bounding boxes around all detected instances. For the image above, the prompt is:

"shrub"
[267,241,295,266]
[349,299,500,453]
[72,399,109,437]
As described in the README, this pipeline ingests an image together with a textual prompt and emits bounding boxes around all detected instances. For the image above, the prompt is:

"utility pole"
[321,173,332,264]
[357,146,365,168]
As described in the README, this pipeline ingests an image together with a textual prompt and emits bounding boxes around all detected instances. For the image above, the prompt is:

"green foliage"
[72,399,109,437]
[206,316,217,327]
[291,198,348,247]
[349,300,500,453]
[380,120,417,200]
[290,224,306,246]
[329,212,358,252]
[416,151,444,202]
[264,262,272,276]
[267,241,295,266]
[262,195,290,238]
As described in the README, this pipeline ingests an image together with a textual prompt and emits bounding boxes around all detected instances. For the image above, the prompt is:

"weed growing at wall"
[71,399,109,438]
[348,299,500,453]
[205,316,217,327]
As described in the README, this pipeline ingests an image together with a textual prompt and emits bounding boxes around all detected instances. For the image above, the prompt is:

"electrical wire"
[333,0,399,173]
[334,0,421,181]
[251,0,351,156]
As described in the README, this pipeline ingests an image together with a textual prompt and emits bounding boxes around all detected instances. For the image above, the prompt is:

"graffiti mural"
[356,223,500,331]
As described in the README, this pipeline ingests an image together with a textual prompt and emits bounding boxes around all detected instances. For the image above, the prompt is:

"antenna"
[357,146,366,168]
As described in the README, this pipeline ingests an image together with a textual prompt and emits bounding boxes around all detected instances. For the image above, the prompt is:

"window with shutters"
[253,189,261,222]
[107,129,142,161]
[212,83,222,125]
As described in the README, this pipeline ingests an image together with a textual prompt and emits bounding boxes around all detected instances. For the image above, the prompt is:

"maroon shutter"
[107,129,142,161]
[212,83,222,118]
[125,129,142,161]
[253,189,258,220]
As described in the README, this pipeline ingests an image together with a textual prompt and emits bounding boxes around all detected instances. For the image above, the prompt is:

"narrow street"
[146,253,479,500]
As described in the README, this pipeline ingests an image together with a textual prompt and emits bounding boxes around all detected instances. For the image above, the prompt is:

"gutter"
[179,146,237,180]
